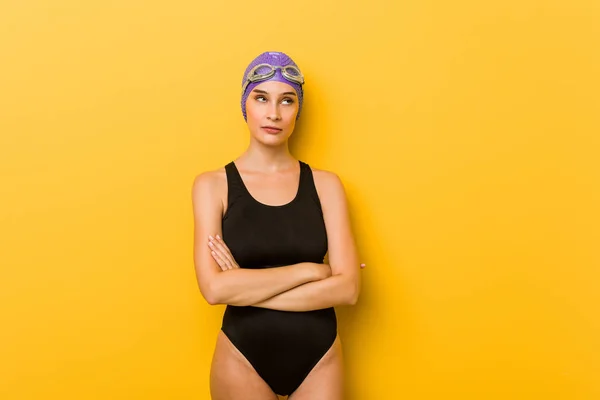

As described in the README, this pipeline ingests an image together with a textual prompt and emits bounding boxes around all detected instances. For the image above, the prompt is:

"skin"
[192,80,364,399]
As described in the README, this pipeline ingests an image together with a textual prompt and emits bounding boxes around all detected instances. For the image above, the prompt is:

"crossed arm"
[192,168,362,312]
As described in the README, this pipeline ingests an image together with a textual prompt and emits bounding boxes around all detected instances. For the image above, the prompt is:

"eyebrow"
[252,89,297,96]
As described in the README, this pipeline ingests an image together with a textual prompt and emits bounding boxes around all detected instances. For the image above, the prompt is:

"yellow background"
[1,0,599,399]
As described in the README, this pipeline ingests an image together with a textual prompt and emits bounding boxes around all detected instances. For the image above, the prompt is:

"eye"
[254,95,267,102]
[281,97,295,105]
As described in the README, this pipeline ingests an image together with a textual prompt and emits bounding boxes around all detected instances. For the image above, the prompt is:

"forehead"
[252,80,297,95]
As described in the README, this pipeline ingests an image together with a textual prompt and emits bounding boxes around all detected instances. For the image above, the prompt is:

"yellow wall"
[1,0,599,398]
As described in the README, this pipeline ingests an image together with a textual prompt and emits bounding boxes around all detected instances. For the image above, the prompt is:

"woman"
[192,51,362,400]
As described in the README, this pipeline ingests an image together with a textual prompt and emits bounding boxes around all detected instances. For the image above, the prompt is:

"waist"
[222,305,337,338]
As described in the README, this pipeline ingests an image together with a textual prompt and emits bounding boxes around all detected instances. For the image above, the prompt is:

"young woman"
[192,51,362,400]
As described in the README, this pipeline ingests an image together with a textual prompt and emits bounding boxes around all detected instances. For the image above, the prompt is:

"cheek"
[283,104,299,122]
[245,98,260,121]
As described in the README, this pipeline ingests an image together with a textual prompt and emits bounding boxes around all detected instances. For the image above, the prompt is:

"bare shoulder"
[191,167,227,207]
[309,166,347,204]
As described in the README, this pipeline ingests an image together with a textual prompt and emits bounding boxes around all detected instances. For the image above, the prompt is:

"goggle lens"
[252,64,275,77]
[282,66,301,78]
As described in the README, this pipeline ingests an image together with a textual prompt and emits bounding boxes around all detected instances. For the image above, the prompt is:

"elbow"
[345,282,360,306]
[200,280,223,306]
[334,273,360,306]
[202,288,220,306]
[205,293,220,306]
[346,290,359,306]
[202,278,244,306]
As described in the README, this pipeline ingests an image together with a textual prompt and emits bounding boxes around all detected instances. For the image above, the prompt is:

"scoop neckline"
[231,160,303,208]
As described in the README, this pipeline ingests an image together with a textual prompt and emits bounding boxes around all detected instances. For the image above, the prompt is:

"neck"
[238,140,296,172]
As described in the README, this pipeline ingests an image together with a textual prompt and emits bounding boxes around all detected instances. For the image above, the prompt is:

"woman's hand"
[208,234,240,271]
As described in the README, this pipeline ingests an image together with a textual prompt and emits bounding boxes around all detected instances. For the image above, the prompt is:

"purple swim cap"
[240,51,304,121]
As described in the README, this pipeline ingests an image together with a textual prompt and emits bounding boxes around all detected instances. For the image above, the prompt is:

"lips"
[261,126,282,134]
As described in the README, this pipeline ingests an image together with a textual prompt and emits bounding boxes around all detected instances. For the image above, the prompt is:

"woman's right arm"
[191,171,330,306]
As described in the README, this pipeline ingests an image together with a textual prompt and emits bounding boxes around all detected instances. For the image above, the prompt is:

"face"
[245,80,299,147]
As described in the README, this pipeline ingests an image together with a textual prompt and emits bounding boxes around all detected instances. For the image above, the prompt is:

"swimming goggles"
[241,63,305,96]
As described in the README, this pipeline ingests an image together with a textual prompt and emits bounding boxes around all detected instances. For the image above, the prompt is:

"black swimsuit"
[221,160,337,396]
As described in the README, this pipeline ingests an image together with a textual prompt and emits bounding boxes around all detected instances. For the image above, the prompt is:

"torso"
[213,158,338,396]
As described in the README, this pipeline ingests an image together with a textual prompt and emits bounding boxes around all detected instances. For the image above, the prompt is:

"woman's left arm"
[252,170,362,311]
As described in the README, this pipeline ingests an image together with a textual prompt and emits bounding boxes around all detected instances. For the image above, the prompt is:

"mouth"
[261,126,283,134]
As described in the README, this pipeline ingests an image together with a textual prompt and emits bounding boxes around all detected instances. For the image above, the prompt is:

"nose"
[267,102,281,121]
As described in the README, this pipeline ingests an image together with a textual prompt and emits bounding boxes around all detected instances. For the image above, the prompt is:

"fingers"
[210,247,233,270]
[208,235,237,270]
[208,240,228,271]
[211,235,237,267]
[210,249,228,271]
[208,236,231,270]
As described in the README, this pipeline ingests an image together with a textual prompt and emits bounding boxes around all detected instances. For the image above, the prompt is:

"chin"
[258,136,289,147]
